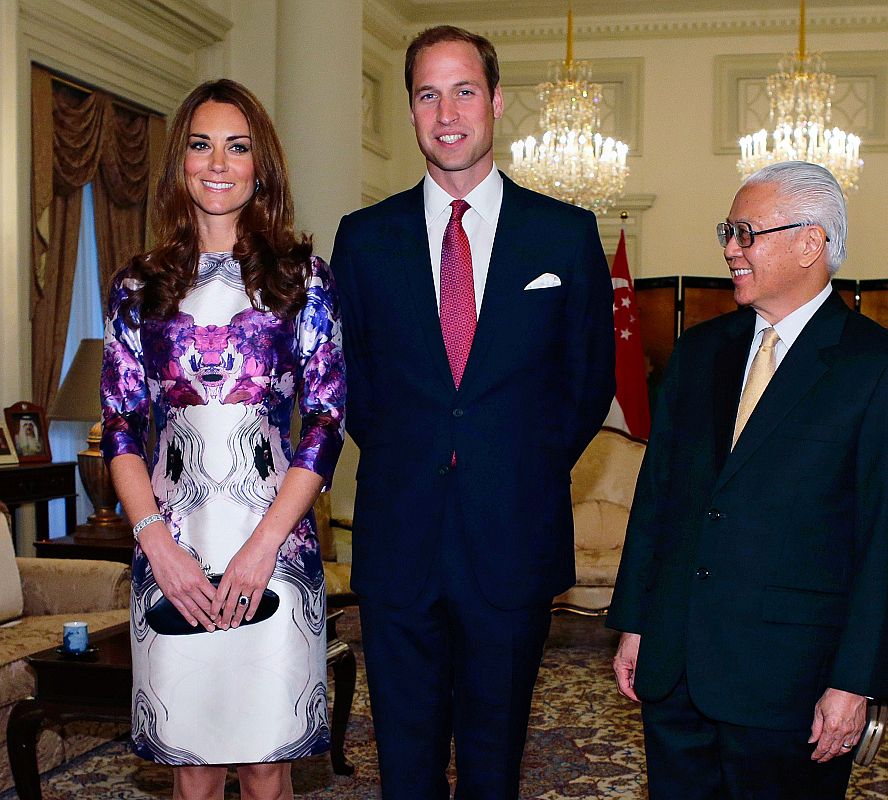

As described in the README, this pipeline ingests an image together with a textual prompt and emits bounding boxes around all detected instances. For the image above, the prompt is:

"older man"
[609,161,888,799]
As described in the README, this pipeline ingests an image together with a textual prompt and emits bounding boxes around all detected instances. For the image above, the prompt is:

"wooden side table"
[34,535,134,565]
[0,462,77,549]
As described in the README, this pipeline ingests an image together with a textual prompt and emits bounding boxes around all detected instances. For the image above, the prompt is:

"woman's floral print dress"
[100,252,345,765]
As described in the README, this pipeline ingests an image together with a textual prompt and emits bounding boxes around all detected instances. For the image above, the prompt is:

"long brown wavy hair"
[120,79,311,324]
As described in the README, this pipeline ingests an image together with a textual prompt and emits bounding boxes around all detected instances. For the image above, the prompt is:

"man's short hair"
[404,25,500,103]
[742,161,847,274]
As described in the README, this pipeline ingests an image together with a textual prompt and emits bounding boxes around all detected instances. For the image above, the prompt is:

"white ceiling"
[378,0,886,23]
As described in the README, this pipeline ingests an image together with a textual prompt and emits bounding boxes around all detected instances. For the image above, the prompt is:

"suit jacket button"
[452,408,464,417]
[708,509,722,520]
[696,568,710,580]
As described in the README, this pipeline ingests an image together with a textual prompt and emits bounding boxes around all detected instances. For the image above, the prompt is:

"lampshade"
[48,338,103,421]
[46,337,128,539]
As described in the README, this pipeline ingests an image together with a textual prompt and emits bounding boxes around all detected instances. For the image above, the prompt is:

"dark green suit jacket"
[608,290,888,729]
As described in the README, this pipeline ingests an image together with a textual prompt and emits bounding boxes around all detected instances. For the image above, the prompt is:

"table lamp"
[48,338,129,539]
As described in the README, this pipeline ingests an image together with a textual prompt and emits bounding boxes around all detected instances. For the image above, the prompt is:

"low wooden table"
[7,612,356,799]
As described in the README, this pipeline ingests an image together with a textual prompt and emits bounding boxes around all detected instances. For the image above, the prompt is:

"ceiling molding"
[377,0,888,26]
[364,0,408,49]
[368,2,888,44]
[86,0,231,51]
[444,11,888,44]
[20,0,204,114]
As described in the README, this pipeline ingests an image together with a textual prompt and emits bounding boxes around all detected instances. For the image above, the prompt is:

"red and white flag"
[604,229,651,439]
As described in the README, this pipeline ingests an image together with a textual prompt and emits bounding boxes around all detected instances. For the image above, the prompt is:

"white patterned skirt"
[129,498,329,765]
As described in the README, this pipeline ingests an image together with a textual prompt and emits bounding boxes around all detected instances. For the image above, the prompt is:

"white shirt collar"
[754,282,833,348]
[423,164,502,226]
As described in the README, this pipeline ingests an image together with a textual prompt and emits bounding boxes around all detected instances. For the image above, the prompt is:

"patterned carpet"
[4,612,887,799]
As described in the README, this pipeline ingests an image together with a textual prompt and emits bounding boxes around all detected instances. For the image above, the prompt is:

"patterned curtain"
[30,65,166,409]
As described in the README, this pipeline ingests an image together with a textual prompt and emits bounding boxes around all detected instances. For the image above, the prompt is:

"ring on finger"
[841,743,853,749]
[238,594,250,607]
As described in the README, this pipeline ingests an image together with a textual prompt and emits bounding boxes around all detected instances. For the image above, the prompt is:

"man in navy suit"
[331,25,614,799]
[609,161,888,799]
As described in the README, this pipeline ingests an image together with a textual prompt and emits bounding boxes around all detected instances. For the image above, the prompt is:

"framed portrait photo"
[0,418,18,465]
[4,402,52,464]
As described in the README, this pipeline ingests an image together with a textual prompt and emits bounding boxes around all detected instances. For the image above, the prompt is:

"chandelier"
[737,0,863,196]
[509,3,629,214]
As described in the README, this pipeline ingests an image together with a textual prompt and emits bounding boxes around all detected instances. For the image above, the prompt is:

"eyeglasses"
[716,221,829,248]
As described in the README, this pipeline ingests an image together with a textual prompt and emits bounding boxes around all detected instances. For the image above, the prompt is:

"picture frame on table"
[0,418,18,465]
[3,402,52,464]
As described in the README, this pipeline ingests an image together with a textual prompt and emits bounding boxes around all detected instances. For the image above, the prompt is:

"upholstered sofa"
[553,427,646,615]
[0,503,130,792]
[314,492,355,606]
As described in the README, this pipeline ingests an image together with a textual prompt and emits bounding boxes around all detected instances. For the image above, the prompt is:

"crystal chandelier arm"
[799,0,806,61]
[566,1,573,66]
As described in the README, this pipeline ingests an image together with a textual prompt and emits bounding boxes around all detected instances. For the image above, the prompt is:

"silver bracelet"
[132,513,164,542]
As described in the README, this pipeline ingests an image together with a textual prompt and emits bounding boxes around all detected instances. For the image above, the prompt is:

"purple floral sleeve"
[291,256,346,490]
[100,271,151,465]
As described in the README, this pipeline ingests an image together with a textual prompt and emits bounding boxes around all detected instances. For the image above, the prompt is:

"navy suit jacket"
[331,174,615,609]
[608,290,888,729]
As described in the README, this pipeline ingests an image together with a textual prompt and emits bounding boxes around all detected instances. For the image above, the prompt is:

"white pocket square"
[524,273,562,290]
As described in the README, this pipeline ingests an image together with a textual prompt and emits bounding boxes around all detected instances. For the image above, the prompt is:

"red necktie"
[440,199,476,389]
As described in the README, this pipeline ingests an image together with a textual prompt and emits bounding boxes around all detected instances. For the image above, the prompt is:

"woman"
[100,79,345,800]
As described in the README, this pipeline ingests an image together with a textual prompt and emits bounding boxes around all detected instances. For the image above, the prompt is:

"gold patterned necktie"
[732,327,780,449]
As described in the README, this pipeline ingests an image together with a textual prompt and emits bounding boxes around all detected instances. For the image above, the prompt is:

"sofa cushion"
[0,519,23,624]
[571,428,645,510]
[572,498,630,552]
[324,562,352,596]
[574,546,624,586]
[0,608,130,707]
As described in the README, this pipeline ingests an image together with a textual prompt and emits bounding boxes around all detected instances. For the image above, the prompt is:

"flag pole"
[608,209,651,439]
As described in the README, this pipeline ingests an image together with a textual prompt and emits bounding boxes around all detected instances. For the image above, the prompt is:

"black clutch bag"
[145,574,280,635]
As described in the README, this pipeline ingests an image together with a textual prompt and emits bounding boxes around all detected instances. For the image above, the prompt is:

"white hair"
[741,161,847,274]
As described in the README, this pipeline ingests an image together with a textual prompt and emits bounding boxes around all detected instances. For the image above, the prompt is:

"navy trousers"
[642,674,854,800]
[359,487,552,800]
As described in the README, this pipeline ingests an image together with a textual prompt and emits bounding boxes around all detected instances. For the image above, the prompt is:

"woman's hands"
[141,523,278,633]
[211,530,280,630]
[140,526,217,632]
[210,468,324,629]
[112,454,325,633]
[108,455,217,632]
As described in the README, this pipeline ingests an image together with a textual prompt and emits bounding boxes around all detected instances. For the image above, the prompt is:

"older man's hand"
[613,632,641,702]
[809,688,867,762]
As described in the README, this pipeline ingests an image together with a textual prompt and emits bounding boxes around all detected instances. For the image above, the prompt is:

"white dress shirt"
[424,164,503,317]
[741,282,834,390]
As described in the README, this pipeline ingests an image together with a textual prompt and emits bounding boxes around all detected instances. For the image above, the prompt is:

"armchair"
[0,502,130,791]
[553,427,646,616]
